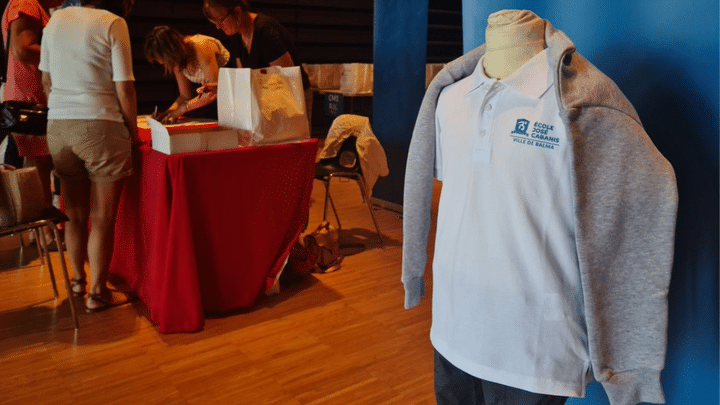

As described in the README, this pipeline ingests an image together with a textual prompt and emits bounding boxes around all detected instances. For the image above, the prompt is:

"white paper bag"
[218,66,310,145]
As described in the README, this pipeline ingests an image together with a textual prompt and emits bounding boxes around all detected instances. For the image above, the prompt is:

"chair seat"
[0,206,69,237]
[0,205,78,329]
[314,161,360,180]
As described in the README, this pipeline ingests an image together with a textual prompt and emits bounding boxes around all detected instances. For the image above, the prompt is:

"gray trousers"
[434,349,569,405]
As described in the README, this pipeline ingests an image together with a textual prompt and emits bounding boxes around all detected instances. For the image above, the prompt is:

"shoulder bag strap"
[1,20,9,84]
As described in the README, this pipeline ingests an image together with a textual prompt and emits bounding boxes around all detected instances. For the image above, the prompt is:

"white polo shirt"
[431,49,590,397]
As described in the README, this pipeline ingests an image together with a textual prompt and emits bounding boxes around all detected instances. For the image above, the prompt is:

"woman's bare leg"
[87,179,125,298]
[59,176,90,282]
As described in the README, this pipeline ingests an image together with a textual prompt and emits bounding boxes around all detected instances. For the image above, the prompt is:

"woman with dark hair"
[144,25,230,124]
[202,0,312,125]
[39,0,136,312]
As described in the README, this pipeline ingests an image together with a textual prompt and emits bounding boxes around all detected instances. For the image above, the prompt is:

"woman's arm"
[154,69,194,123]
[158,44,220,123]
[115,80,138,141]
[41,71,51,100]
[9,14,43,66]
[184,43,219,110]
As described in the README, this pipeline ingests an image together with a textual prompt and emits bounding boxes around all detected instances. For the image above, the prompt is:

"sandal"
[85,290,131,314]
[70,277,87,297]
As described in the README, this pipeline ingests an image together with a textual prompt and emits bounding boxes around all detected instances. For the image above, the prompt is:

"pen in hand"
[198,81,218,95]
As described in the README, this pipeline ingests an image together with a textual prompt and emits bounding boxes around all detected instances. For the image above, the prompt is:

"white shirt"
[432,50,590,397]
[39,7,134,121]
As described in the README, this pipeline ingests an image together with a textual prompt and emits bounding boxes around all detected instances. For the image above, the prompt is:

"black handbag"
[0,101,48,135]
[0,24,48,136]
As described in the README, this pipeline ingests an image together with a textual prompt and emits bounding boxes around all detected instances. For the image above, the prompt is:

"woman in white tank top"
[144,25,230,123]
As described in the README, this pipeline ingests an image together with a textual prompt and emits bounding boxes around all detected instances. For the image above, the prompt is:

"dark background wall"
[128,0,374,115]
[127,0,461,134]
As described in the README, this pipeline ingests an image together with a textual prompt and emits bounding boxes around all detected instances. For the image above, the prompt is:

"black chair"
[0,206,78,329]
[314,135,382,242]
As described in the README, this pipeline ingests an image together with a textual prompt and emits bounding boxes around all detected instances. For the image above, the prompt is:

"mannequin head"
[483,10,546,80]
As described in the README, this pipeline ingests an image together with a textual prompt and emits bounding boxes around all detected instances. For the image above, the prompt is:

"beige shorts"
[47,119,133,183]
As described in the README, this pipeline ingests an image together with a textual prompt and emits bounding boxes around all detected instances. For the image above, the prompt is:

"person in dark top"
[202,0,312,124]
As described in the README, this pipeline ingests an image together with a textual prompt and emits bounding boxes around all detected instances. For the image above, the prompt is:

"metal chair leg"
[16,232,25,269]
[322,178,342,229]
[33,228,45,265]
[50,223,78,330]
[327,191,341,229]
[321,179,330,221]
[356,176,383,244]
[38,226,58,298]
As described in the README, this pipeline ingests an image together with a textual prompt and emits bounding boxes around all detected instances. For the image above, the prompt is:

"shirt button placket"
[474,84,496,162]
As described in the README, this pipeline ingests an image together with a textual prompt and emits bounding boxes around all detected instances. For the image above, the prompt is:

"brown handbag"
[305,220,343,273]
[283,221,344,282]
[0,164,46,227]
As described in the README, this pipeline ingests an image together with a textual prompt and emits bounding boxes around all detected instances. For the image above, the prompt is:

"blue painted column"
[462,1,719,404]
[372,0,428,206]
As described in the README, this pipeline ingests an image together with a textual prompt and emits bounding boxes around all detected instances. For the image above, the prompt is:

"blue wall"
[372,0,428,206]
[462,1,718,404]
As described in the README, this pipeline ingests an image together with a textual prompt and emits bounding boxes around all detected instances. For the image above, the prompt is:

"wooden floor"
[0,173,441,404]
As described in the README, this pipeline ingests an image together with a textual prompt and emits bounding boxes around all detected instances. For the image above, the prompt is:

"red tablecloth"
[110,140,318,333]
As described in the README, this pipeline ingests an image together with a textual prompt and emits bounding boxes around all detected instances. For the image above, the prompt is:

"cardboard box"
[339,63,373,95]
[147,117,239,155]
[313,64,342,90]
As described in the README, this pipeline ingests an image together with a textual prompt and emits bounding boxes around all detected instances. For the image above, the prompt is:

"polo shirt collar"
[469,49,553,99]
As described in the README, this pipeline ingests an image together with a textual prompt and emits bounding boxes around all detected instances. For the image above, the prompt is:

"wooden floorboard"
[0,172,441,404]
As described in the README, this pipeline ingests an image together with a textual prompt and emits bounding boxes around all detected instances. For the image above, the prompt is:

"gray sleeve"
[402,48,485,309]
[567,107,677,405]
[401,70,447,309]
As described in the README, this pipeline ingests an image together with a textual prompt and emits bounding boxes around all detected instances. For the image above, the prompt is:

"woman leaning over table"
[1,0,64,208]
[144,25,230,124]
[39,0,137,313]
[202,0,313,126]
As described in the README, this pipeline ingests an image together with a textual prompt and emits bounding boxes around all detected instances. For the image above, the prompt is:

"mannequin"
[483,10,545,80]
[403,8,677,405]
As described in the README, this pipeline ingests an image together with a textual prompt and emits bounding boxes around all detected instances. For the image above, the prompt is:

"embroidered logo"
[509,119,560,150]
[511,119,530,135]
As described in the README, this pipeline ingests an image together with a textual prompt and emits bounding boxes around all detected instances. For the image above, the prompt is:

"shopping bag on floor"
[305,221,343,273]
[0,164,46,226]
[281,236,319,283]
[218,66,309,146]
[283,220,343,280]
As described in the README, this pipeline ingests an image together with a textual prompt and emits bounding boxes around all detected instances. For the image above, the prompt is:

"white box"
[147,117,239,155]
